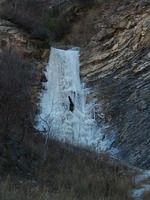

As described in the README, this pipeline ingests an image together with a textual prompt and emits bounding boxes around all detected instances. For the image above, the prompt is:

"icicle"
[37,47,116,153]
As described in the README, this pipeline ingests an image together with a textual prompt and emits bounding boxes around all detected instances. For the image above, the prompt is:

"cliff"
[65,0,150,169]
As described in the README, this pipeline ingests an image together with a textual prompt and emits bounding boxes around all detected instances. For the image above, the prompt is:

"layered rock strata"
[79,1,150,169]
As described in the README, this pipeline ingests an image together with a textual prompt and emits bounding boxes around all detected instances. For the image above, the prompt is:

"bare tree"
[0,50,35,139]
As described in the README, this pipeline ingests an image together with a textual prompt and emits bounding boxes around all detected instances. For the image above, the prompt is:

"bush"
[0,138,134,200]
[44,14,71,41]
[0,50,35,138]
[0,0,53,40]
[0,0,72,41]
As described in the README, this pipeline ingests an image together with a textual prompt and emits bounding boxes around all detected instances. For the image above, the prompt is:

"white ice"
[37,47,115,151]
[132,170,150,198]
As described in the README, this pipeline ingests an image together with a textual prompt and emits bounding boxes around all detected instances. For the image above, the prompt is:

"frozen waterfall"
[38,47,116,151]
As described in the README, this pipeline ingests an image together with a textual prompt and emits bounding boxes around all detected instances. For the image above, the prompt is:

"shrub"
[0,0,53,40]
[44,14,71,41]
[0,50,35,138]
[0,138,134,200]
[0,0,72,41]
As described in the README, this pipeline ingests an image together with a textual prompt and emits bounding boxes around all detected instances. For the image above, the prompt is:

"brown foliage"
[0,0,71,41]
[0,50,35,138]
[0,137,134,200]
[0,0,53,40]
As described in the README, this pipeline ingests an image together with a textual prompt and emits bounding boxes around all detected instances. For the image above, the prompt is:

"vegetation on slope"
[0,50,135,200]
[0,0,72,42]
[0,50,36,140]
[0,1,149,199]
[2,47,149,199]
[0,133,135,200]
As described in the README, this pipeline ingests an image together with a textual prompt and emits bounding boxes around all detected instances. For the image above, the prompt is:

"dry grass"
[0,132,135,200]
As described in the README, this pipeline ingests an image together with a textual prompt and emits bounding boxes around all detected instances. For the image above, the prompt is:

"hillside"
[0,0,150,199]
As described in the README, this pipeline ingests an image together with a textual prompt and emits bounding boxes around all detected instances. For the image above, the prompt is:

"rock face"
[0,19,50,61]
[76,1,150,169]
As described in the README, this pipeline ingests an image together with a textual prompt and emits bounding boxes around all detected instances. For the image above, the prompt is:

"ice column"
[38,47,109,150]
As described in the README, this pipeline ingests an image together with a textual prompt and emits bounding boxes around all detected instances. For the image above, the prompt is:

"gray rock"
[137,100,148,110]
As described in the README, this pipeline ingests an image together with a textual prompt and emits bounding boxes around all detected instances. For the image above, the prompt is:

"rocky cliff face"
[69,1,150,169]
